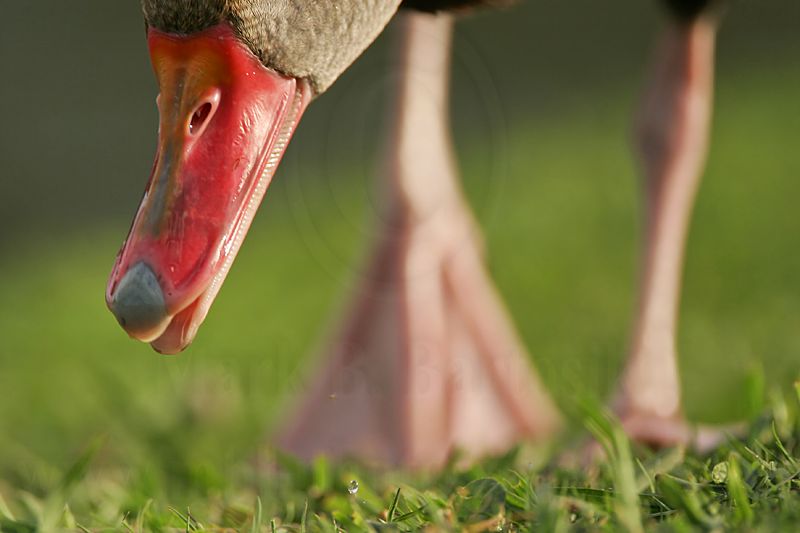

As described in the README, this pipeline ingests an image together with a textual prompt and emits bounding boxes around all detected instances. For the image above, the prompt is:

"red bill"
[106,23,311,354]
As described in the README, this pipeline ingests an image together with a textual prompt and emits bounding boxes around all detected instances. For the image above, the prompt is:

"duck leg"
[615,10,725,449]
[278,10,560,468]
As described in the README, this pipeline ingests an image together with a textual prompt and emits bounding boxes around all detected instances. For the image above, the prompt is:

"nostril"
[189,102,213,135]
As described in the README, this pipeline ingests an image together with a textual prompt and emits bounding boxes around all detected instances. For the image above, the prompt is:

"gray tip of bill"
[110,261,167,335]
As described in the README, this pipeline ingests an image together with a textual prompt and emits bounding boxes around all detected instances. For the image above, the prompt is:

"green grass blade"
[251,496,263,533]
[726,453,754,526]
[387,488,401,522]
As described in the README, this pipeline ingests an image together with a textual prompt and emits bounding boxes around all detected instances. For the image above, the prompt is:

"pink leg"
[277,10,560,468]
[615,13,732,449]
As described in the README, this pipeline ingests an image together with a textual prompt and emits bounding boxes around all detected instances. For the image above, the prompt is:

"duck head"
[106,1,401,353]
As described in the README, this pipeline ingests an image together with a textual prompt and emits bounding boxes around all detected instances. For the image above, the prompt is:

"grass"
[1,390,799,531]
[0,63,798,530]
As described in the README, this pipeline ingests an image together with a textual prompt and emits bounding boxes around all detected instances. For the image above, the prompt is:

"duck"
[105,0,729,467]
[105,0,559,468]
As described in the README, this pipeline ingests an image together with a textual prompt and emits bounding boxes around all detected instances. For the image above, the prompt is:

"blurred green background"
[0,0,798,493]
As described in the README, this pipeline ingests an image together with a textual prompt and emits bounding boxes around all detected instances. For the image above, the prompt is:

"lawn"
[0,32,799,532]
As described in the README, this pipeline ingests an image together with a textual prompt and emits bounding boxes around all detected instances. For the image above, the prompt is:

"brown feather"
[660,0,726,20]
[400,0,518,14]
[141,0,401,95]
